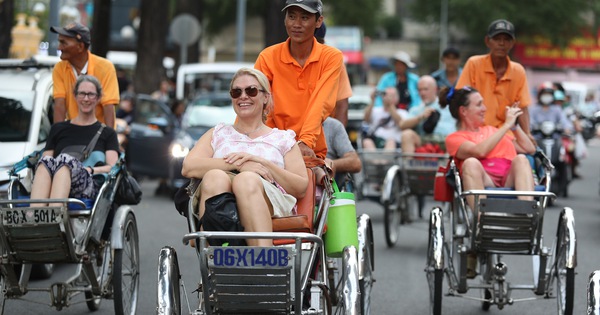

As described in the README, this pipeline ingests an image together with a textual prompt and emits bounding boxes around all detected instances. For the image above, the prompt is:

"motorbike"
[532,121,573,197]
[579,109,600,141]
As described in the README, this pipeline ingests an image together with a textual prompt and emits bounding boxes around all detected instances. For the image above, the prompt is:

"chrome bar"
[588,270,600,315]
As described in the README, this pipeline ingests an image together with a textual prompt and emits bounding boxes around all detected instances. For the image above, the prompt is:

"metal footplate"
[0,199,83,263]
[205,246,294,314]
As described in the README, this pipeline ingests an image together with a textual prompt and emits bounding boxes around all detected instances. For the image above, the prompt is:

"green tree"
[411,0,594,47]
[328,0,383,37]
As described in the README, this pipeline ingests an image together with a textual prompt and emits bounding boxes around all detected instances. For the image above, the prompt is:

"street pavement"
[4,139,600,314]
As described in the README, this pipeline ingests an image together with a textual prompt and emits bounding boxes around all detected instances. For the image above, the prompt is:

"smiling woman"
[181,67,308,247]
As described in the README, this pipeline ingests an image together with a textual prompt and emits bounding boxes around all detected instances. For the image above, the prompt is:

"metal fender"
[110,205,136,249]
[381,164,401,203]
[157,246,181,315]
[357,214,374,280]
[561,207,577,269]
[588,270,600,315]
[430,207,444,270]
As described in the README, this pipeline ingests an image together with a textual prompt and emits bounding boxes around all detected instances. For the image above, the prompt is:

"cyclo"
[0,151,140,314]
[425,152,577,314]
[157,159,375,314]
[355,142,448,247]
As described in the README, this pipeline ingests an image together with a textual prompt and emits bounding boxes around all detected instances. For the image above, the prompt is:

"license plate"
[208,247,292,268]
[2,207,62,226]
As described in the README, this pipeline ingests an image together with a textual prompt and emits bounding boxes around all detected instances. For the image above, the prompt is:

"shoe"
[466,252,477,279]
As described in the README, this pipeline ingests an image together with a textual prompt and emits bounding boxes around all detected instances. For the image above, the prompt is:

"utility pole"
[236,0,246,62]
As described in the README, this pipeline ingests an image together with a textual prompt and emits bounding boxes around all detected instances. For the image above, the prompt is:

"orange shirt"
[337,64,352,101]
[255,37,343,159]
[445,125,516,170]
[52,51,120,127]
[456,54,531,128]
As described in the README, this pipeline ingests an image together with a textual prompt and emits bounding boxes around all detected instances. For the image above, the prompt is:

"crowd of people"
[37,0,596,248]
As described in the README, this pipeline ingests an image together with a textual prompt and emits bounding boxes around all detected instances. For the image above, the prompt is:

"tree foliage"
[410,0,595,47]
[202,0,384,47]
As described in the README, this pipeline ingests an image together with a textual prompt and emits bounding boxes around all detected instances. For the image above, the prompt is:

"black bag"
[115,173,142,205]
[422,110,440,134]
[200,192,245,246]
[61,124,106,161]
[174,179,193,217]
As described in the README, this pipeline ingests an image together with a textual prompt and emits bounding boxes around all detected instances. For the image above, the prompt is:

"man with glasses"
[456,19,532,138]
[255,0,343,159]
[51,22,119,128]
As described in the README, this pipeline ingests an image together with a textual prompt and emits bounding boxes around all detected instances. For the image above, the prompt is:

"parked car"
[347,85,373,146]
[0,56,59,280]
[175,62,254,101]
[0,57,57,200]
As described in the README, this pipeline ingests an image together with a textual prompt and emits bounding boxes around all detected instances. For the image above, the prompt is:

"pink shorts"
[480,158,512,187]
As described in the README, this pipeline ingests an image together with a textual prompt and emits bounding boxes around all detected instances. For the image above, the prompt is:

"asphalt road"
[4,139,600,315]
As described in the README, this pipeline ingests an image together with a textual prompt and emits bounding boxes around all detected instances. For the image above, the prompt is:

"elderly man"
[400,75,456,153]
[51,22,119,128]
[456,19,532,138]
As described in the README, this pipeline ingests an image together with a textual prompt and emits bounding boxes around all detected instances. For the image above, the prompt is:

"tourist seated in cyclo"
[441,86,537,211]
[30,75,119,207]
[181,68,308,247]
[400,75,456,155]
[361,87,408,150]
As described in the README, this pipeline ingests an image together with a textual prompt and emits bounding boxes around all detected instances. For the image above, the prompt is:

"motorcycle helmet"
[537,86,555,106]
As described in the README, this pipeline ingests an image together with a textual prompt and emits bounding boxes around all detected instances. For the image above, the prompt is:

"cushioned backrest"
[294,167,316,231]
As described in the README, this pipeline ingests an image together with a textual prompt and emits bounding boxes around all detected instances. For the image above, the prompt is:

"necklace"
[234,124,264,136]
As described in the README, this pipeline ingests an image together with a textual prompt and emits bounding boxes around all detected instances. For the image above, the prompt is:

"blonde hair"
[230,67,273,121]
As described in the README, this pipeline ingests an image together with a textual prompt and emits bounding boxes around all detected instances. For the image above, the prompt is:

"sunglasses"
[229,86,265,99]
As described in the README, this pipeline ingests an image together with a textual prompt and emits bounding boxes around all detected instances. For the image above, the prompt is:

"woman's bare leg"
[48,166,72,207]
[30,165,52,207]
[232,172,273,246]
[504,154,534,200]
[198,169,232,220]
[461,158,495,211]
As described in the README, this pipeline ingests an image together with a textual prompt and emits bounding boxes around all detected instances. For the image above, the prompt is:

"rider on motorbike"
[529,84,574,135]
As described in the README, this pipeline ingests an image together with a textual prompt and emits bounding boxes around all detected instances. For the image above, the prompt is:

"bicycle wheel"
[358,217,374,315]
[85,241,112,311]
[555,209,575,315]
[333,246,360,315]
[383,173,402,247]
[157,247,181,315]
[426,208,444,315]
[113,212,140,315]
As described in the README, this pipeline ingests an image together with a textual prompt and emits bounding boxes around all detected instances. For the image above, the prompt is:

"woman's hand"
[503,102,522,130]
[224,152,274,182]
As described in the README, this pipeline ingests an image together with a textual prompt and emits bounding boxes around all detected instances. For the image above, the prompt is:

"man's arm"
[334,98,349,126]
[327,151,361,175]
[53,98,67,123]
[103,104,116,129]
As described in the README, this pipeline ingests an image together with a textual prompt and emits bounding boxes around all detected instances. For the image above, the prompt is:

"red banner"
[512,31,600,69]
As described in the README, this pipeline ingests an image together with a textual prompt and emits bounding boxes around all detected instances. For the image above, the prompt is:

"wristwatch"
[88,166,94,175]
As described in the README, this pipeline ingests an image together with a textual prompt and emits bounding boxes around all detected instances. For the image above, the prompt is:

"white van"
[175,62,254,101]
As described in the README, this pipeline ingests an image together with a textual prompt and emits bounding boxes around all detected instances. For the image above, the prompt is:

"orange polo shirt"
[52,51,119,127]
[255,37,343,159]
[456,54,531,128]
[337,64,352,101]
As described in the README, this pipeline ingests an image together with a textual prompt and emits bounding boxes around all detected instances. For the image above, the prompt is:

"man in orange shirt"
[255,0,343,159]
[456,19,532,138]
[51,22,119,128]
[314,22,352,127]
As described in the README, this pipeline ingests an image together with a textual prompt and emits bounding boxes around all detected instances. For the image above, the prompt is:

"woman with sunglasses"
[442,86,536,209]
[182,68,308,246]
[30,75,119,207]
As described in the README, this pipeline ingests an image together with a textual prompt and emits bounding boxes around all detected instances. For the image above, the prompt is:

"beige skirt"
[192,172,297,218]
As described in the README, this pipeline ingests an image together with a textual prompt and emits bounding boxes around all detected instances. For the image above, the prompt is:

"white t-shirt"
[368,107,408,143]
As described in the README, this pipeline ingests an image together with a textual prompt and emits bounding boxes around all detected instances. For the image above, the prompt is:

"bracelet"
[296,140,304,146]
[88,166,94,175]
